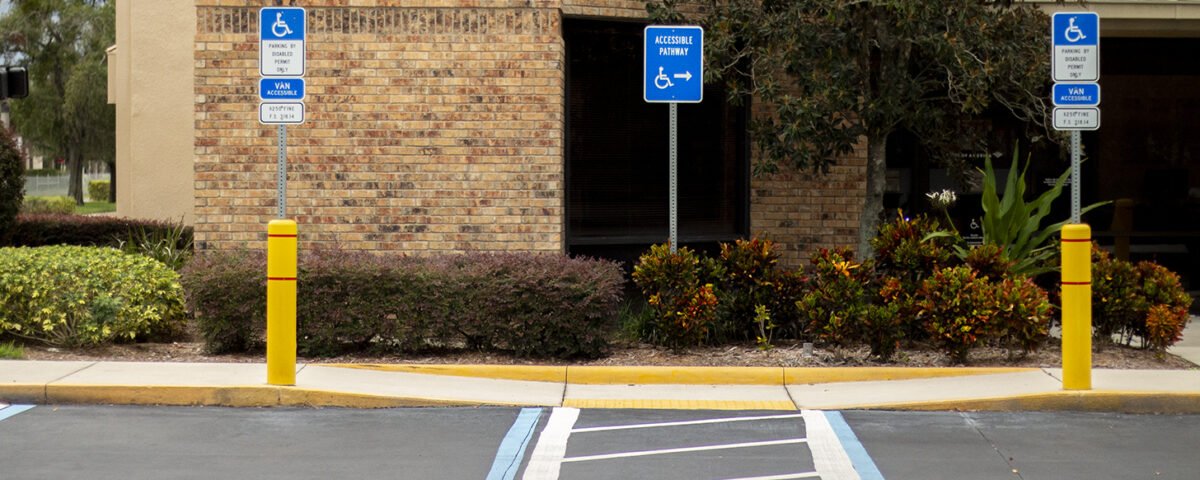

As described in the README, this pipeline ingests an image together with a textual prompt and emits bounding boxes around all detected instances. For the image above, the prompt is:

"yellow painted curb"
[45,385,282,408]
[278,388,486,409]
[328,364,1035,386]
[0,384,47,404]
[568,366,783,385]
[325,364,567,383]
[821,391,1200,414]
[563,399,797,411]
[785,367,1036,385]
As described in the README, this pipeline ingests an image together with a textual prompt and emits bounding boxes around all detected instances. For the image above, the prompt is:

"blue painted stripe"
[825,411,885,480]
[0,404,35,422]
[486,407,542,480]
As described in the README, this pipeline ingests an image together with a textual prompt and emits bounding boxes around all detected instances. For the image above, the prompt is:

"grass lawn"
[0,342,23,360]
[75,201,116,215]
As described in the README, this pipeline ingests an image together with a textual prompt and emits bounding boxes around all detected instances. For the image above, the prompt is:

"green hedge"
[2,214,194,249]
[23,168,61,177]
[0,246,186,347]
[182,250,625,359]
[88,180,111,202]
[21,196,75,214]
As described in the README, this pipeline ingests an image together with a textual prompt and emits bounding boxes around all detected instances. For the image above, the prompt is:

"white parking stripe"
[0,404,34,422]
[719,474,821,480]
[521,407,580,480]
[801,410,861,480]
[571,413,806,433]
[561,438,808,463]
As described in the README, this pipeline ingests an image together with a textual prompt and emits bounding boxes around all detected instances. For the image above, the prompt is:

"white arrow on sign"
[672,71,693,81]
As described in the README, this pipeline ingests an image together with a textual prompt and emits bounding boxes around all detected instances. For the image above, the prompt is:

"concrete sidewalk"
[2,360,1197,413]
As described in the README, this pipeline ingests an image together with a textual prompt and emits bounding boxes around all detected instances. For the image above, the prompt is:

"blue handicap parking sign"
[644,26,703,103]
[1052,12,1098,47]
[261,7,305,42]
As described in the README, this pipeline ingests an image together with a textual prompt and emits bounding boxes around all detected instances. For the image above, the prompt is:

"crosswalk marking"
[0,404,35,422]
[571,413,806,433]
[521,407,579,480]
[561,438,808,463]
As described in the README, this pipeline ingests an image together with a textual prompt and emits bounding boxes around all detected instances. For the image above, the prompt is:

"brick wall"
[195,0,565,253]
[749,142,868,268]
[193,0,866,268]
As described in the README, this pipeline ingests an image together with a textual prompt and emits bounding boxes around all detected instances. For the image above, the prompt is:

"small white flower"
[926,189,957,209]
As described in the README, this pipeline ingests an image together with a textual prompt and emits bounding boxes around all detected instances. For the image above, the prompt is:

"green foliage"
[1092,248,1192,350]
[0,245,185,347]
[0,127,23,234]
[714,237,798,340]
[961,244,1014,281]
[1,0,115,203]
[652,0,1054,253]
[21,196,76,214]
[797,248,870,347]
[979,149,1103,275]
[2,214,194,250]
[119,220,193,271]
[871,212,954,340]
[87,180,110,202]
[23,168,61,177]
[0,341,24,359]
[182,250,624,359]
[753,304,775,351]
[632,244,720,348]
[1145,305,1189,354]
[986,276,1053,355]
[915,266,991,363]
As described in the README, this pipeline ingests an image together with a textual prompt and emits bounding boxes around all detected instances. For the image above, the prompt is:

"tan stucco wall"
[112,0,196,224]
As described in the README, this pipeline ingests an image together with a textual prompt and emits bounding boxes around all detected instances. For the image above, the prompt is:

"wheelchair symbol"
[1063,17,1086,43]
[271,12,294,38]
[654,66,674,90]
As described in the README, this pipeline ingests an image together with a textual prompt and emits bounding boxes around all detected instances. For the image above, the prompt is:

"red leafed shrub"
[182,249,624,358]
[986,275,1053,355]
[1145,305,1189,353]
[632,244,720,348]
[915,266,992,363]
[1092,248,1193,350]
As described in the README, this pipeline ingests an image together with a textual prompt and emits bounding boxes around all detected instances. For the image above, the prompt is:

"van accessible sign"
[1052,83,1099,107]
[644,25,703,103]
[259,78,305,102]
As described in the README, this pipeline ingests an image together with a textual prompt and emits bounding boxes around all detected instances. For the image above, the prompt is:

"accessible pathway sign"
[644,25,703,103]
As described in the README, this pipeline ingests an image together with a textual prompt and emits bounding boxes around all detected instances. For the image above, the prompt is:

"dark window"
[564,19,749,266]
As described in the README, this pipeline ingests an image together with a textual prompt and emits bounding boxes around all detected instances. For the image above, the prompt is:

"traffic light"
[1,66,29,100]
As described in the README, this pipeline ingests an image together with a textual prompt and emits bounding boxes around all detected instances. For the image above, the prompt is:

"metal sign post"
[1051,12,1100,392]
[645,25,704,253]
[1051,12,1100,223]
[259,7,306,218]
[277,125,287,218]
[260,7,306,386]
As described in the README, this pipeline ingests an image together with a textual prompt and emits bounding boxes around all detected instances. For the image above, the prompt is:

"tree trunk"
[855,133,888,259]
[67,149,83,205]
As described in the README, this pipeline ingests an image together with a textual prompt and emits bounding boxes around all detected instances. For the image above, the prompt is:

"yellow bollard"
[1061,224,1092,390]
[267,219,297,386]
